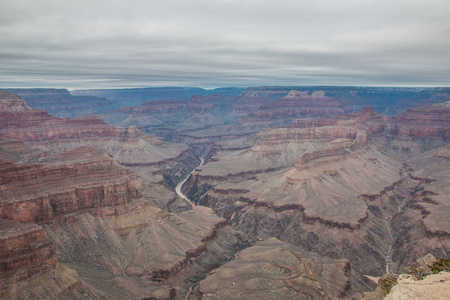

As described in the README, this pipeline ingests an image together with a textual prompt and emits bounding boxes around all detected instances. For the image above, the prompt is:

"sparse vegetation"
[429,258,450,274]
[380,275,398,295]
[406,266,426,280]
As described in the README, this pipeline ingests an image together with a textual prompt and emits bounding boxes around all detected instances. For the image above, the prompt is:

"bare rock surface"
[198,238,373,299]
[385,272,450,300]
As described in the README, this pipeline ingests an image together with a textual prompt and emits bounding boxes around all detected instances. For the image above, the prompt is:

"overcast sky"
[1,0,449,89]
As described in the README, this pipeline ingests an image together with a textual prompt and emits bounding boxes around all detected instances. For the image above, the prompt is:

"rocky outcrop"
[385,272,450,300]
[0,90,33,112]
[197,238,374,299]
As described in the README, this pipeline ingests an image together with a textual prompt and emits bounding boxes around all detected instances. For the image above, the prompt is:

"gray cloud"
[1,0,449,89]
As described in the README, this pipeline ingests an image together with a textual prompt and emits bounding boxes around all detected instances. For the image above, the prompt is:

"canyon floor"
[0,87,449,299]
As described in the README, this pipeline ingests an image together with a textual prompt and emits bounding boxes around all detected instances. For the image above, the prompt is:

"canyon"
[0,87,449,299]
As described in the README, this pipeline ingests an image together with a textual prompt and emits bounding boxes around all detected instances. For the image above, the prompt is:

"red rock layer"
[0,147,141,223]
[0,219,58,282]
[397,101,450,138]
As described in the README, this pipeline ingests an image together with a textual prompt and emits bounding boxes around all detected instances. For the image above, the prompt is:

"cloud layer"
[1,0,449,89]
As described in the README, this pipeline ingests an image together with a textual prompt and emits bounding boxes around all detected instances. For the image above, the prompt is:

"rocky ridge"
[184,102,450,278]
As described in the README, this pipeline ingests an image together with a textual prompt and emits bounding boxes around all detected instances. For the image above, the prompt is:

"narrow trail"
[175,157,204,208]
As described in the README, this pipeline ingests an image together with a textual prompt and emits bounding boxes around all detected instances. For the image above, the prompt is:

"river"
[175,157,204,208]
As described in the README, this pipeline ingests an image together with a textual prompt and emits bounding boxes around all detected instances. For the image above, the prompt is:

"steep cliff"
[0,219,83,299]
[0,147,141,223]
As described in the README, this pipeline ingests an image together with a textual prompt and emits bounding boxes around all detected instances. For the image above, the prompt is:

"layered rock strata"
[0,146,141,223]
[185,103,450,277]
[0,219,83,299]
[0,220,58,282]
[197,238,374,299]
[250,90,345,120]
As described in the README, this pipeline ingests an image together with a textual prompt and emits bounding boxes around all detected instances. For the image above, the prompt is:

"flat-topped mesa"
[120,99,184,113]
[120,96,214,114]
[0,219,58,283]
[0,147,141,223]
[250,90,344,120]
[397,101,450,138]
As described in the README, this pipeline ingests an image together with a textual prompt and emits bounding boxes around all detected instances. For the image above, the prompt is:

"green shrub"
[429,258,450,274]
[380,275,397,295]
[406,266,426,280]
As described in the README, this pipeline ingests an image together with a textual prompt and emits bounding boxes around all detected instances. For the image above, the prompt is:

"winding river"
[175,157,204,208]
